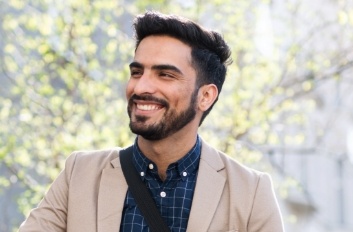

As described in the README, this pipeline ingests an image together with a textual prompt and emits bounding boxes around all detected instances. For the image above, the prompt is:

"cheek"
[176,86,196,107]
[125,79,134,99]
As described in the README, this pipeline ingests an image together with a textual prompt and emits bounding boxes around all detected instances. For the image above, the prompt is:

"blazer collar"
[97,149,127,232]
[187,139,226,232]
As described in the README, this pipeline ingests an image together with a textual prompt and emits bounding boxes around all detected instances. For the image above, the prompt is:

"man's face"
[126,35,199,140]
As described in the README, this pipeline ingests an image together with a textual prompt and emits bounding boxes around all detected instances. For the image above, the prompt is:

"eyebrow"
[129,61,184,75]
[129,61,143,69]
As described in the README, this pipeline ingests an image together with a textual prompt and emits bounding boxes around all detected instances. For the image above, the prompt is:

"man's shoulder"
[218,149,266,179]
[71,147,121,158]
[64,147,125,169]
[200,139,266,179]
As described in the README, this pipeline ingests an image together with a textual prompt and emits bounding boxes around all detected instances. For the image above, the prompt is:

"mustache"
[128,94,169,107]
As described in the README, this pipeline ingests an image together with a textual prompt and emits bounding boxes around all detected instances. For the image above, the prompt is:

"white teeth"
[137,104,160,111]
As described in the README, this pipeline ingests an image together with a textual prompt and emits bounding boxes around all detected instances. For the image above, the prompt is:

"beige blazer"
[19,140,284,232]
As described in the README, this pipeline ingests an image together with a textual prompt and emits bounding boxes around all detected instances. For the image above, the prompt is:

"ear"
[197,84,218,112]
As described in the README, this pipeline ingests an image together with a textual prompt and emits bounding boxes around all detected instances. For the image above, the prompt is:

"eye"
[159,72,174,78]
[130,69,143,78]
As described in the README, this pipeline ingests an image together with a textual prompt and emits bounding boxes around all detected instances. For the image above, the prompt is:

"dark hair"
[133,11,232,125]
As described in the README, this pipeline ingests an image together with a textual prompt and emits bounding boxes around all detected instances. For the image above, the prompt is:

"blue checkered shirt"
[119,136,201,232]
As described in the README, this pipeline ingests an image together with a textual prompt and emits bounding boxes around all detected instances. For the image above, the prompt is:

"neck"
[137,129,198,180]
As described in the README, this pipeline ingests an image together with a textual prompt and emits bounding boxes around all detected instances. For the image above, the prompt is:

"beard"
[127,90,198,140]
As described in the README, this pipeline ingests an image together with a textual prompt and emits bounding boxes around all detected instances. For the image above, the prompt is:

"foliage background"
[0,0,352,231]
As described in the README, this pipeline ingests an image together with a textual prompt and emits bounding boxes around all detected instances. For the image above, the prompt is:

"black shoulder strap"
[119,146,170,232]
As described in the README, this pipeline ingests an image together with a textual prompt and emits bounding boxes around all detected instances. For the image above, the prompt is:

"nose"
[130,72,157,95]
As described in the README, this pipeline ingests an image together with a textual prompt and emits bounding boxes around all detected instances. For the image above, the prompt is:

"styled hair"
[133,11,232,125]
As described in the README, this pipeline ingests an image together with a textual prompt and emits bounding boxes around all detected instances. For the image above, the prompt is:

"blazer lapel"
[187,140,226,232]
[97,154,128,232]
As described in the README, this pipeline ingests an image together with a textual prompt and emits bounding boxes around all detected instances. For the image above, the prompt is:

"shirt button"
[148,163,154,169]
[160,191,166,197]
[182,172,187,177]
[140,172,145,176]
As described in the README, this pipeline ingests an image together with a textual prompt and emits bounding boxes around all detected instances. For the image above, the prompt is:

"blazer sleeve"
[19,152,77,232]
[247,173,284,232]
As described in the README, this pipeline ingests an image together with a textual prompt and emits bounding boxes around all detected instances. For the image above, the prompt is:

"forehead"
[134,35,193,68]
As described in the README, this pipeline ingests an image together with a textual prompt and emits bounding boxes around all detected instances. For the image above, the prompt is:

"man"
[20,11,284,232]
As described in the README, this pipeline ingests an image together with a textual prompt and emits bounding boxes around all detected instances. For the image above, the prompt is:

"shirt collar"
[132,136,201,181]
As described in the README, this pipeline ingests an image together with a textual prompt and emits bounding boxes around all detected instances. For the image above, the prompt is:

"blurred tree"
[0,0,135,230]
[0,0,352,231]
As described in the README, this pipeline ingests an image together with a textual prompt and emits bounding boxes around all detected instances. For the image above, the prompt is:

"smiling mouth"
[136,104,163,111]
[129,94,168,114]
